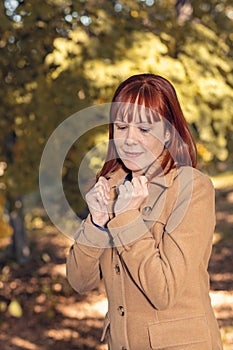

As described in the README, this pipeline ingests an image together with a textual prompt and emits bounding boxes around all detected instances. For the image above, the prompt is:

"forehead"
[112,102,162,124]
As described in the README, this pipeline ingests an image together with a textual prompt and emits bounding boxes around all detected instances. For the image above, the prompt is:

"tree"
[0,0,232,258]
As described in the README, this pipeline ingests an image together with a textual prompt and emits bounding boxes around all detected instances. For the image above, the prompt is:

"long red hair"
[97,73,197,179]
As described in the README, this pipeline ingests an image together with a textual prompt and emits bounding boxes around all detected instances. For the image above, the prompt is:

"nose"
[125,125,138,145]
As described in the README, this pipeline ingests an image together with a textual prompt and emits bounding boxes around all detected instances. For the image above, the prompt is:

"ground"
[0,176,232,350]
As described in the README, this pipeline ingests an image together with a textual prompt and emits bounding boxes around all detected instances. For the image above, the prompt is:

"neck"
[132,155,164,179]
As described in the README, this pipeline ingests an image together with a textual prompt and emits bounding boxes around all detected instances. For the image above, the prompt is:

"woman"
[67,74,223,349]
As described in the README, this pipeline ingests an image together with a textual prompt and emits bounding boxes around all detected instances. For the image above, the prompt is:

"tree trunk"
[9,196,30,264]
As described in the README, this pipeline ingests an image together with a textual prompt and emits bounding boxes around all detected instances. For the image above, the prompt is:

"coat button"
[142,206,152,215]
[117,306,125,316]
[115,264,120,274]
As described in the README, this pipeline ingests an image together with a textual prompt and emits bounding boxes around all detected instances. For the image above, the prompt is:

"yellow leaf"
[8,299,23,318]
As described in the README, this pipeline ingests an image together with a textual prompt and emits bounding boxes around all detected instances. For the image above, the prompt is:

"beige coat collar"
[107,165,179,218]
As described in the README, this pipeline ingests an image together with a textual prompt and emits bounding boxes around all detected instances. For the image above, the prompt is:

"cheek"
[113,129,123,142]
[147,137,164,156]
[150,124,166,145]
[113,137,124,152]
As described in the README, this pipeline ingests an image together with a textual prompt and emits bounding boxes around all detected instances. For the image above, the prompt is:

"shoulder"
[175,166,214,193]
[168,166,215,211]
[191,168,214,195]
[165,167,215,233]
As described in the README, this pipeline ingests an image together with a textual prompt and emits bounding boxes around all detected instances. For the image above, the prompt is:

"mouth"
[123,150,143,158]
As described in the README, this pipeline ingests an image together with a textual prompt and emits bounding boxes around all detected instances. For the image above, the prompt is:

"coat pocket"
[101,312,110,342]
[148,315,209,349]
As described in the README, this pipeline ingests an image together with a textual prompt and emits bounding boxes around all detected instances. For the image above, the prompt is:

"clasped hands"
[85,176,148,227]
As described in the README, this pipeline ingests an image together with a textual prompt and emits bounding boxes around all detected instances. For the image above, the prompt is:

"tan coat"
[67,166,223,350]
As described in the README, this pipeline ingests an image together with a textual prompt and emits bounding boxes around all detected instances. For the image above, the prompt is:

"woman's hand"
[85,176,110,227]
[114,176,148,215]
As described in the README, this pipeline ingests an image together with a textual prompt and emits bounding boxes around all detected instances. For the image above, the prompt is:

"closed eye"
[115,123,128,130]
[139,127,151,133]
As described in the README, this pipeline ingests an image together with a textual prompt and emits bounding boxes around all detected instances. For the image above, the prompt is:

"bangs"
[110,100,162,124]
[110,81,162,124]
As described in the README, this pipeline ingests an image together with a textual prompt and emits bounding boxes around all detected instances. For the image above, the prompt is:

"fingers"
[139,175,149,186]
[94,176,110,205]
[114,176,149,215]
[131,176,148,196]
[118,176,148,198]
[85,177,110,207]
[131,175,148,186]
[117,181,132,198]
[95,191,107,210]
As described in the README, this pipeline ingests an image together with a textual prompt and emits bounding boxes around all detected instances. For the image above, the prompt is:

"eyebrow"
[114,119,153,125]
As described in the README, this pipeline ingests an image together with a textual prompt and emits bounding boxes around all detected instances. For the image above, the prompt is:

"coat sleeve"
[66,216,106,294]
[107,173,215,310]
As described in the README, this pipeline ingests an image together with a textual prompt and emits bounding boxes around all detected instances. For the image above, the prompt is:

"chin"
[122,160,144,173]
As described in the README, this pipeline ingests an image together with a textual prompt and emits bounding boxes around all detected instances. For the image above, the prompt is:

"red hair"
[97,73,197,179]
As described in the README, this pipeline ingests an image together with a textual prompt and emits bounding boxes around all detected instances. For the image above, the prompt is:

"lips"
[123,150,143,158]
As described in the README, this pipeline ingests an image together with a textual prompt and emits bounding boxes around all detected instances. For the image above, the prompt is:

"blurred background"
[0,0,232,349]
